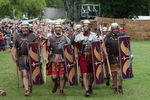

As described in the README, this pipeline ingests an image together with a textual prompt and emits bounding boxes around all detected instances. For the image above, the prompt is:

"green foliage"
[0,0,11,18]
[45,0,63,8]
[0,0,10,6]
[0,0,46,19]
[81,0,150,18]
[18,0,46,19]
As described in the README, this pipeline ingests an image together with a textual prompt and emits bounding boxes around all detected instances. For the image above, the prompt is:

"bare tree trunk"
[62,0,81,21]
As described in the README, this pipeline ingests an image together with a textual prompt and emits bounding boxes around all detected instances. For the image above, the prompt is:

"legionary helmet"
[76,24,82,29]
[21,21,30,28]
[102,27,108,32]
[111,23,120,30]
[54,23,62,28]
[83,20,91,26]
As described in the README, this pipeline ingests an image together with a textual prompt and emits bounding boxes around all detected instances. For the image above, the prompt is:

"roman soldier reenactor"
[74,24,82,35]
[74,20,99,97]
[99,26,110,86]
[46,23,70,96]
[104,23,125,94]
[0,31,6,51]
[13,21,37,96]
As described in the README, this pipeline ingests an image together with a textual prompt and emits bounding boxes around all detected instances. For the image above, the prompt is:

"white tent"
[1,18,13,23]
[132,16,150,20]
[42,19,66,24]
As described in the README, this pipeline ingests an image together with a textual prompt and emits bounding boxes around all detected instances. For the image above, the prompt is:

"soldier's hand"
[16,60,19,67]
[43,57,48,63]
[75,54,78,61]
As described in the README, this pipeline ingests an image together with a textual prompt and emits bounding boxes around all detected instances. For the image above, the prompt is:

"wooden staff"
[96,22,106,78]
[11,47,20,88]
[16,66,20,88]
[99,24,112,77]
[74,46,80,84]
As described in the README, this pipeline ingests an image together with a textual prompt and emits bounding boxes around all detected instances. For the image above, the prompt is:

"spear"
[11,47,20,88]
[99,24,112,77]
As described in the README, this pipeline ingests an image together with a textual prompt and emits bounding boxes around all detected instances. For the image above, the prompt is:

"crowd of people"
[0,20,77,52]
[0,24,13,51]
[0,19,125,52]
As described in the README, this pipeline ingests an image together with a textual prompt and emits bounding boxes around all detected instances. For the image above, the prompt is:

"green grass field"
[0,40,150,100]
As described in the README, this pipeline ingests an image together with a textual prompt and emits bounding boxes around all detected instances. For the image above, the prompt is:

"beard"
[22,31,30,37]
[55,29,62,35]
[55,32,61,35]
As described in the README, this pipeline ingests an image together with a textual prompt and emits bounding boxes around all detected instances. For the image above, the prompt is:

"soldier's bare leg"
[118,70,123,94]
[59,74,65,96]
[51,75,58,93]
[89,73,94,94]
[79,74,84,87]
[112,71,118,94]
[106,65,110,86]
[83,73,90,97]
[22,69,30,96]
[28,72,32,93]
[21,72,24,88]
[83,73,89,90]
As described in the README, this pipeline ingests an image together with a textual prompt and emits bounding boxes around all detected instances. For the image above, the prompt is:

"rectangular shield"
[91,41,105,84]
[63,44,78,86]
[118,36,134,79]
[28,42,44,85]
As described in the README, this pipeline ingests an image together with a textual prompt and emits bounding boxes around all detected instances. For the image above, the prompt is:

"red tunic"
[75,32,93,74]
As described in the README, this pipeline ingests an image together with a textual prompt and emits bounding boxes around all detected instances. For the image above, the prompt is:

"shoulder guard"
[74,32,84,42]
[89,32,98,41]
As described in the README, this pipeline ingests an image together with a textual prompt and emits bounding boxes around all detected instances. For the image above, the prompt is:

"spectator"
[0,31,6,51]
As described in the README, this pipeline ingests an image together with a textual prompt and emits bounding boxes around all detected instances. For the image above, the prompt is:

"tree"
[84,0,150,18]
[0,0,46,19]
[62,0,81,21]
[18,0,46,19]
[45,0,63,8]
[0,0,12,18]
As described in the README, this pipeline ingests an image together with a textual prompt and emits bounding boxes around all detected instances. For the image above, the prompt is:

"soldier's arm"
[103,34,109,56]
[74,45,78,60]
[102,41,108,57]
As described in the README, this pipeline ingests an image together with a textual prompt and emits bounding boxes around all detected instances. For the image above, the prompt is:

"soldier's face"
[21,27,29,35]
[55,27,62,35]
[112,28,119,34]
[103,31,107,35]
[76,28,81,33]
[83,25,89,31]
[77,28,81,31]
